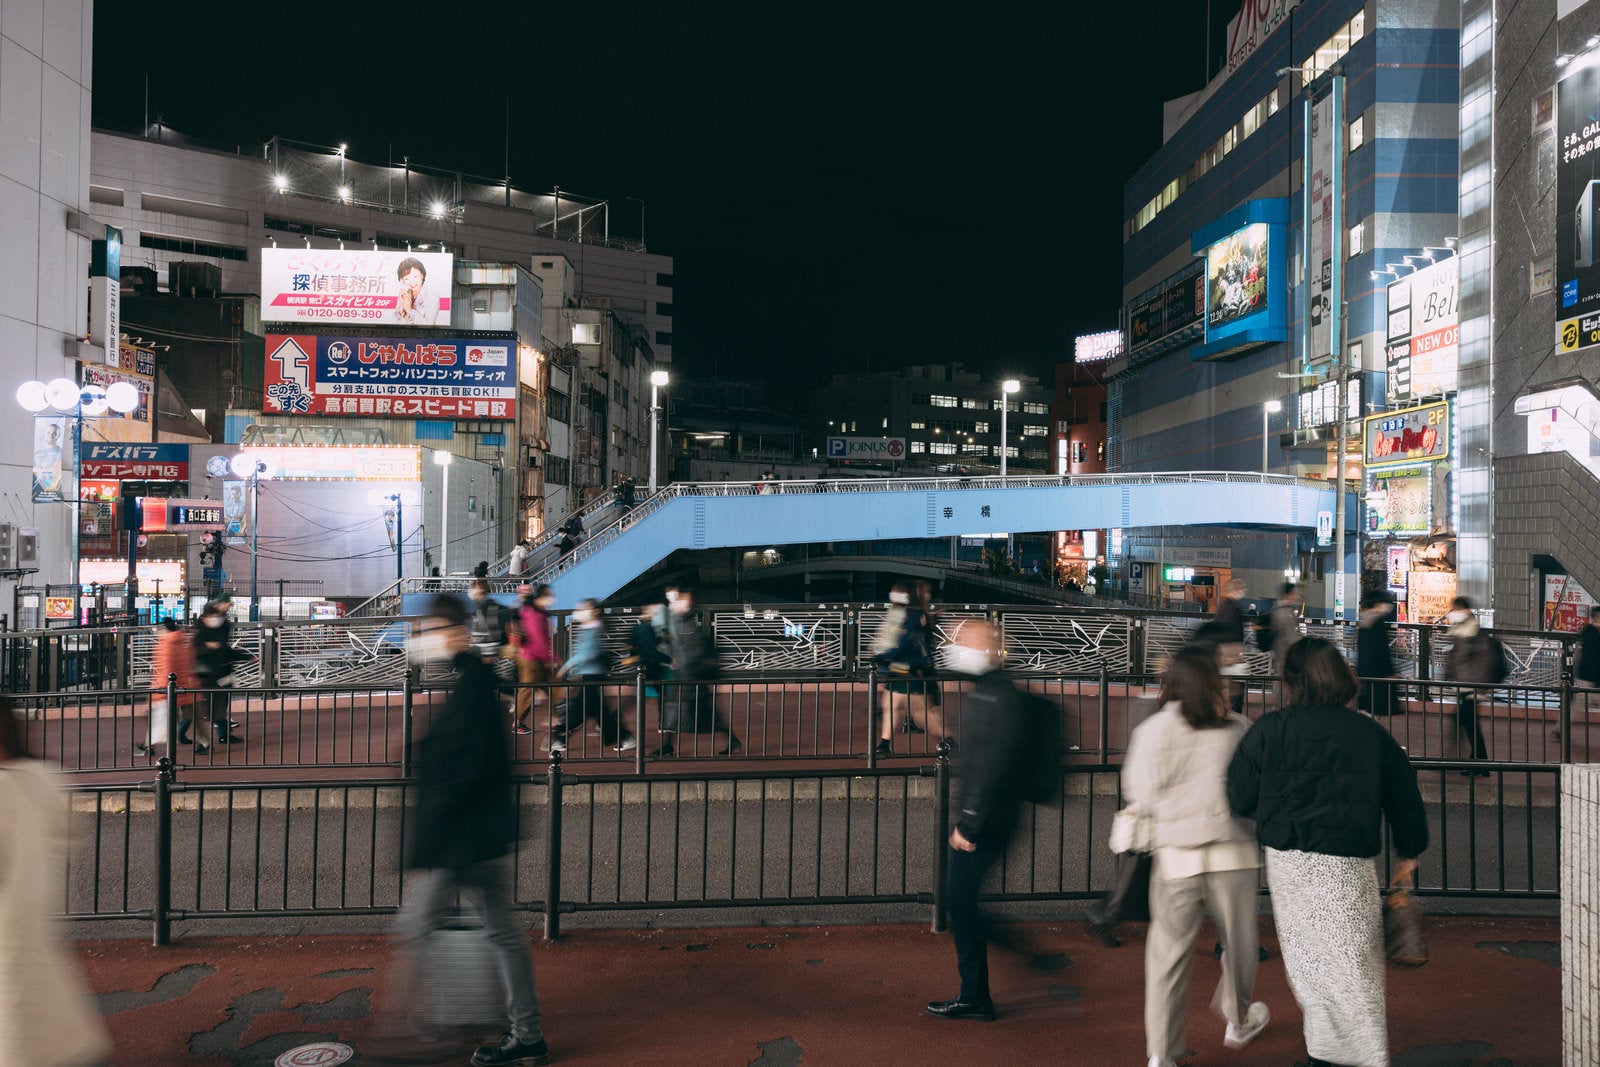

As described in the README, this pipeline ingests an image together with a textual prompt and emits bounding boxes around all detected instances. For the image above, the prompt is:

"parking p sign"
[826,436,905,461]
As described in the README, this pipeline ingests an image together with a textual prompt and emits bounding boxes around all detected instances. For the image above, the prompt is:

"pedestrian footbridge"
[502,472,1343,608]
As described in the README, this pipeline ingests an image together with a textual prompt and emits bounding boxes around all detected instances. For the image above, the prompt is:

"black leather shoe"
[471,1033,549,1065]
[925,996,996,1021]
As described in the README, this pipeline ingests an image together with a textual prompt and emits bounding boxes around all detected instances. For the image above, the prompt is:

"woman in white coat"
[1123,647,1269,1067]
[0,700,111,1067]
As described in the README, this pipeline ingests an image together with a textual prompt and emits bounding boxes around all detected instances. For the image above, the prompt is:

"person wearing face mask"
[873,583,949,757]
[187,596,246,746]
[509,585,558,736]
[655,588,741,757]
[381,596,551,1067]
[925,620,1030,1022]
[1444,596,1500,775]
[549,599,634,755]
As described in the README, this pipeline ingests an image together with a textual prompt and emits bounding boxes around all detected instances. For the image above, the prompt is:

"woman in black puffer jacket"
[1227,637,1428,1067]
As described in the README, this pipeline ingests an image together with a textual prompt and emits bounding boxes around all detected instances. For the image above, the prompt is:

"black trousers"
[179,688,231,738]
[1457,693,1490,759]
[945,840,1005,1002]
[554,677,627,743]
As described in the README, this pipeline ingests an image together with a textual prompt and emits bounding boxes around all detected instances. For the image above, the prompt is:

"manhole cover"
[274,1043,354,1067]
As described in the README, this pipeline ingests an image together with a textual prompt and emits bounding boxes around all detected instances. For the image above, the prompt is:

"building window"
[910,441,927,453]
[1303,11,1366,84]
[961,443,987,454]
[962,398,982,409]
[138,232,249,261]
[1022,402,1049,415]
[545,455,570,486]
[992,399,1019,412]
[1023,424,1047,436]
[929,394,958,408]
[996,446,1018,458]
[655,331,672,346]
[1348,221,1365,256]
[1348,113,1366,152]
[975,421,989,433]
[1072,441,1088,464]
[929,441,956,455]
[547,389,571,423]
[266,216,361,241]
[910,420,926,430]
[655,302,674,316]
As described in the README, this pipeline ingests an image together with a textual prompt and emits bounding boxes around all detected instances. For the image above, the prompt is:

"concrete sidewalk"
[83,916,1558,1066]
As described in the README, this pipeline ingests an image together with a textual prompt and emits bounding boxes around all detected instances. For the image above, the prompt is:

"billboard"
[261,249,454,326]
[263,334,516,420]
[231,445,423,482]
[1558,61,1600,351]
[1205,222,1271,334]
[1364,466,1433,536]
[32,417,70,503]
[1308,94,1334,363]
[1546,574,1598,632]
[826,437,906,461]
[80,443,188,481]
[1384,257,1459,402]
[1127,268,1205,356]
[1363,401,1450,468]
[1074,330,1123,363]
[1226,0,1300,73]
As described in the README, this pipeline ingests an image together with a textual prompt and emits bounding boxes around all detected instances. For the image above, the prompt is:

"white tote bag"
[147,698,170,746]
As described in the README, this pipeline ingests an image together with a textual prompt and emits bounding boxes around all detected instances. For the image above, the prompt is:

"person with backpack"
[925,619,1040,1022]
[872,583,949,757]
[1445,596,1499,774]
[1124,647,1268,1066]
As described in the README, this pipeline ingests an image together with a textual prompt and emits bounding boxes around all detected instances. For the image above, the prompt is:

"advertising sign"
[1558,61,1600,352]
[1364,466,1433,536]
[1384,257,1459,402]
[223,480,249,548]
[80,558,185,589]
[233,445,423,482]
[79,361,153,425]
[79,479,120,502]
[89,227,121,359]
[1205,223,1271,334]
[1363,401,1450,468]
[264,333,516,420]
[825,437,906,461]
[1309,94,1334,363]
[139,498,226,532]
[1386,544,1410,598]
[1127,268,1204,355]
[32,417,70,503]
[44,596,76,621]
[1073,330,1123,363]
[1545,574,1598,632]
[80,443,188,481]
[117,343,157,378]
[1407,570,1458,625]
[261,249,453,326]
[1226,0,1300,72]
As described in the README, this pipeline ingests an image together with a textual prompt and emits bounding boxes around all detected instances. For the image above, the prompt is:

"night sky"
[93,2,1238,405]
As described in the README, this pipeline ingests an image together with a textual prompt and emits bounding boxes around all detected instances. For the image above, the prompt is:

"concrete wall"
[1563,762,1600,1065]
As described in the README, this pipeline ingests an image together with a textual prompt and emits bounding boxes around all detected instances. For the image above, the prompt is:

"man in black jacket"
[926,620,1029,1022]
[390,595,549,1066]
[1564,604,1600,741]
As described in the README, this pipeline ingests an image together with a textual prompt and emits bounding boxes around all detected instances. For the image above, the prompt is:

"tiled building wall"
[1563,763,1600,1064]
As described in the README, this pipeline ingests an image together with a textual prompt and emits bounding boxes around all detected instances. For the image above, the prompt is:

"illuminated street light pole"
[16,377,140,589]
[1000,379,1021,563]
[1262,399,1283,474]
[649,369,669,494]
[434,450,452,576]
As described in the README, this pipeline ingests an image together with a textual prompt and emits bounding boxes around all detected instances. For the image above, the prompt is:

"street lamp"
[1262,400,1283,474]
[649,369,669,494]
[17,377,140,587]
[228,454,271,621]
[433,450,452,576]
[367,488,420,581]
[999,379,1021,478]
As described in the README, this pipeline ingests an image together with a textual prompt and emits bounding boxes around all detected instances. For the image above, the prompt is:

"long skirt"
[1264,848,1389,1067]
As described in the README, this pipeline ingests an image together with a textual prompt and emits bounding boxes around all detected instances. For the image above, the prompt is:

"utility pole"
[1330,70,1349,621]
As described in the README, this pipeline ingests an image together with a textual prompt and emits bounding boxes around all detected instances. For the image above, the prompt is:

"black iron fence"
[25,669,1600,777]
[64,752,1558,946]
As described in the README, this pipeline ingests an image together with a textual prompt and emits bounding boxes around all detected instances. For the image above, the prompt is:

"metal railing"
[28,667,1599,777]
[63,748,1557,944]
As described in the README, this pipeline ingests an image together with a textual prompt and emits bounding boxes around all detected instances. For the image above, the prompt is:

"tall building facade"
[1116,0,1461,615]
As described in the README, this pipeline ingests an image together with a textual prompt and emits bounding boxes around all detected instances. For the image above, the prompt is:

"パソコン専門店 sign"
[263,334,517,420]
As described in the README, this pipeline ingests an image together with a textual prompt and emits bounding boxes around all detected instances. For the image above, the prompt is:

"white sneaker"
[616,736,638,752]
[545,738,566,754]
[1223,1000,1270,1050]
[1148,1057,1177,1067]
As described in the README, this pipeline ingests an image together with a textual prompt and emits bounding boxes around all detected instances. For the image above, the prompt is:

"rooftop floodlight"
[273,173,289,192]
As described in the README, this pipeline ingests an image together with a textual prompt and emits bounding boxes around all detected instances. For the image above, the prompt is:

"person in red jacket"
[510,584,558,736]
[141,619,207,754]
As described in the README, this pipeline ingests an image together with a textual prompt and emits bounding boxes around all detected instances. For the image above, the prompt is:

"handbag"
[1108,806,1154,855]
[1383,876,1429,967]
[147,698,170,745]
[1096,850,1153,924]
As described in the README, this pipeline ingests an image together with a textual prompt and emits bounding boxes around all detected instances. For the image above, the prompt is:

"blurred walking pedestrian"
[925,619,1029,1022]
[509,585,558,736]
[0,698,113,1067]
[140,618,207,756]
[1444,596,1500,774]
[873,582,949,757]
[384,595,549,1066]
[1356,591,1399,718]
[187,596,245,745]
[653,588,740,757]
[507,540,531,577]
[1562,604,1600,741]
[1124,647,1266,1067]
[622,603,670,739]
[1227,637,1428,1067]
[549,599,634,754]
[1268,583,1303,679]
[468,580,516,687]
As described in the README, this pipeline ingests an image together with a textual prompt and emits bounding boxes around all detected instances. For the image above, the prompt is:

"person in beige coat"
[0,699,112,1067]
[1123,647,1268,1067]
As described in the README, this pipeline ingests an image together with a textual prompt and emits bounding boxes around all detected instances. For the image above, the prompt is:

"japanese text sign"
[264,333,517,420]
